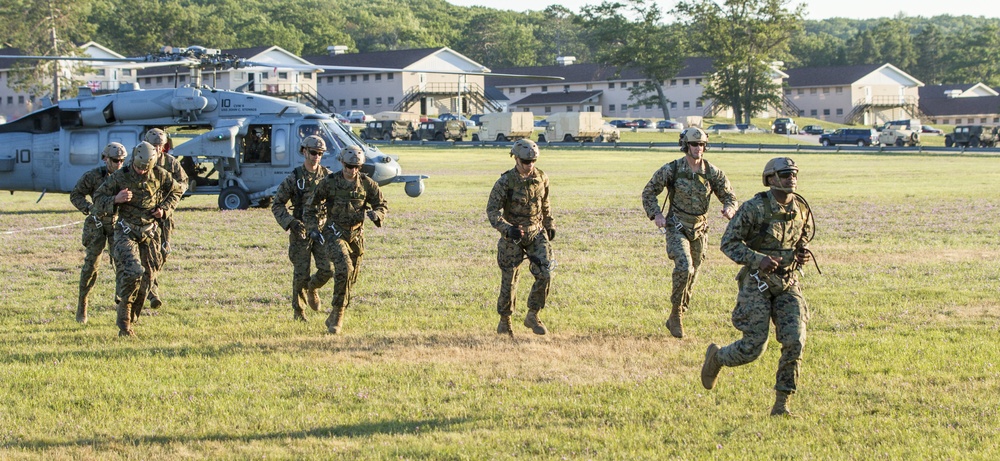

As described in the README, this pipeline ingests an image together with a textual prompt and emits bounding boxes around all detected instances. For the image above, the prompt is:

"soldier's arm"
[91,174,121,219]
[365,179,388,224]
[797,196,814,248]
[69,171,94,214]
[486,176,513,233]
[540,173,553,230]
[641,165,670,220]
[303,180,326,232]
[156,170,183,213]
[711,169,738,212]
[720,202,767,268]
[271,175,296,230]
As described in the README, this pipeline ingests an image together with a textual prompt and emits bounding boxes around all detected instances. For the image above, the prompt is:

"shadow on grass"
[10,417,469,450]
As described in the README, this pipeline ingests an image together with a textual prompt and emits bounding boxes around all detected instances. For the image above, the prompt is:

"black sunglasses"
[688,142,706,147]
[777,170,797,179]
[107,158,124,164]
[307,149,324,156]
[520,158,536,164]
[343,164,361,170]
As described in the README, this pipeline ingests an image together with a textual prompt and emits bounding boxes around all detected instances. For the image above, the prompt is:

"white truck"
[472,112,534,142]
[539,112,611,143]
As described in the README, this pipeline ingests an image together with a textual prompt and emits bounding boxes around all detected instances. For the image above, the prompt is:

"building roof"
[484,86,509,102]
[0,48,26,70]
[510,90,603,106]
[304,48,440,74]
[785,64,883,87]
[487,57,716,87]
[919,83,999,100]
[920,95,1000,117]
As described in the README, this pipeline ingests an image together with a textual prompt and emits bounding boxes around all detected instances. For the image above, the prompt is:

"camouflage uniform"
[70,165,117,321]
[272,164,333,319]
[92,164,183,336]
[304,171,387,331]
[147,152,188,304]
[486,167,554,319]
[641,158,736,328]
[716,190,812,394]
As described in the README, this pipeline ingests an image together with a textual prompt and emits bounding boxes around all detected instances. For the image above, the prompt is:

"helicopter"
[0,46,563,209]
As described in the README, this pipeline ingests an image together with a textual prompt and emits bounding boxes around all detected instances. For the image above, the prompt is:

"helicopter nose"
[369,156,400,183]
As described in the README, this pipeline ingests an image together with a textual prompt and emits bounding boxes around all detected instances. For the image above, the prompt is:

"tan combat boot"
[116,301,135,337]
[665,306,683,338]
[306,288,321,312]
[770,390,795,417]
[497,315,513,336]
[700,343,722,389]
[524,309,548,335]
[326,307,345,334]
[293,309,307,322]
[76,296,88,324]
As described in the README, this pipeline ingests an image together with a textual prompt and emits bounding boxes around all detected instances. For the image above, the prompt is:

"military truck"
[944,125,998,148]
[538,112,610,143]
[413,119,466,141]
[472,112,534,142]
[359,111,418,141]
[877,122,921,146]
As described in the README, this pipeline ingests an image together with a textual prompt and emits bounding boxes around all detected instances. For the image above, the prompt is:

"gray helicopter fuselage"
[0,85,426,208]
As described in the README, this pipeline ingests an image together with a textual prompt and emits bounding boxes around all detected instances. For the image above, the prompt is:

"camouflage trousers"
[717,272,808,394]
[664,227,705,313]
[79,218,116,306]
[288,231,332,314]
[148,217,173,301]
[323,231,364,312]
[496,229,552,316]
[112,224,163,333]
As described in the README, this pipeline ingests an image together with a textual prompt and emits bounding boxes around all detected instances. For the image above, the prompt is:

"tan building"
[783,63,924,126]
[305,47,497,117]
[918,83,1000,126]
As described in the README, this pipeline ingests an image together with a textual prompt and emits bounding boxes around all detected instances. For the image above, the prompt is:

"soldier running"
[142,128,188,310]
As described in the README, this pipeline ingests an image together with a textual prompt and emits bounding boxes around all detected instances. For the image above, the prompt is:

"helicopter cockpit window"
[296,123,338,157]
[69,132,100,166]
[242,125,272,164]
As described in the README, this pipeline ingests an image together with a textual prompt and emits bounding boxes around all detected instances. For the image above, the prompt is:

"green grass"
[2,148,999,459]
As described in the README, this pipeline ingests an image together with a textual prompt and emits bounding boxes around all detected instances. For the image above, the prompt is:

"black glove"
[307,230,325,245]
[506,226,523,240]
[367,210,382,228]
[289,220,305,234]
[546,228,556,241]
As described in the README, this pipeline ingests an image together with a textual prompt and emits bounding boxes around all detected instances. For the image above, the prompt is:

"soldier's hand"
[653,212,667,229]
[114,188,132,204]
[795,248,812,265]
[758,255,781,274]
[546,228,556,241]
[506,226,523,240]
[367,210,382,228]
[721,206,736,220]
[290,220,305,234]
[308,230,325,245]
[151,207,164,219]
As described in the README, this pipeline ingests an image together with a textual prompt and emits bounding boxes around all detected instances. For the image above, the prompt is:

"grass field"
[2,147,999,459]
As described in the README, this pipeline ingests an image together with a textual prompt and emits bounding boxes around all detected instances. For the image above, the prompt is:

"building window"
[304,72,312,79]
[822,87,829,94]
[541,86,548,92]
[797,89,804,95]
[982,117,988,123]
[670,79,677,86]
[566,106,573,112]
[363,98,370,106]
[632,82,639,88]
[683,101,690,109]
[785,89,792,95]
[387,73,393,80]
[375,74,381,81]
[564,85,571,91]
[350,75,357,82]
[810,109,818,116]
[123,69,132,76]
[609,105,615,112]
[339,99,346,107]
[544,106,551,113]
[836,87,843,93]
[586,83,593,90]
[278,72,288,79]
[376,97,382,105]
[520,87,526,94]
[167,76,173,83]
[18,95,24,104]
[508,88,515,94]
[387,96,394,104]
[670,102,677,109]
[799,110,805,116]
[326,76,333,83]
[156,76,163,84]
[823,109,830,115]
[351,98,357,106]
[262,73,269,79]
[696,101,703,108]
[683,79,689,86]
[695,78,702,85]
[994,117,999,123]
[836,108,843,115]
[144,77,151,85]
[362,74,369,82]
[645,104,652,109]
[339,76,346,83]
[6,96,11,104]
[95,69,106,77]
[179,75,186,83]
[810,88,817,94]
[620,104,628,111]
[942,119,949,124]
[609,82,615,89]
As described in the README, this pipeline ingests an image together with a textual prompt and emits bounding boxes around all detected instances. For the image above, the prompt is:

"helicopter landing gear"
[218,186,250,210]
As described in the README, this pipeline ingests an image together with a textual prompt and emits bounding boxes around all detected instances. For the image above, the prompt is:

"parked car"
[877,119,920,132]
[534,119,550,128]
[359,119,415,141]
[877,123,921,146]
[736,123,766,133]
[921,125,943,134]
[772,117,799,134]
[438,113,476,127]
[801,125,825,135]
[706,123,740,132]
[628,119,652,128]
[608,119,630,128]
[340,110,373,124]
[819,128,879,146]
[944,125,998,148]
[333,113,351,124]
[655,120,684,130]
[413,120,466,141]
[469,114,484,126]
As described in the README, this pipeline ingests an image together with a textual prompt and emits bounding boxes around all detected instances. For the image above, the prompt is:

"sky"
[444,0,999,21]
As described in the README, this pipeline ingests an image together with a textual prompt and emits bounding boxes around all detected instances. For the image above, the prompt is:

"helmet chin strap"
[770,184,795,193]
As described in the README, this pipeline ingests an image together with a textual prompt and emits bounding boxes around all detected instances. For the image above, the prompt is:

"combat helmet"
[102,142,128,160]
[131,141,158,170]
[762,157,798,186]
[339,145,365,166]
[300,135,326,152]
[510,139,540,161]
[143,128,168,146]
[679,127,709,152]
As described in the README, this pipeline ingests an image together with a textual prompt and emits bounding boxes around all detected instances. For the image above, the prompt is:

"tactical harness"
[744,191,821,293]
[660,159,713,239]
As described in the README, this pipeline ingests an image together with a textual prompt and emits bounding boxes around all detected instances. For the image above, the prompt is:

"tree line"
[4,0,999,120]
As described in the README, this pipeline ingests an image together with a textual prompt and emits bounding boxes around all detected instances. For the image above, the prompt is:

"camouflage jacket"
[69,165,116,227]
[641,158,737,225]
[158,153,189,195]
[91,165,184,227]
[272,165,332,230]
[486,167,553,233]
[304,172,387,234]
[721,190,812,272]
